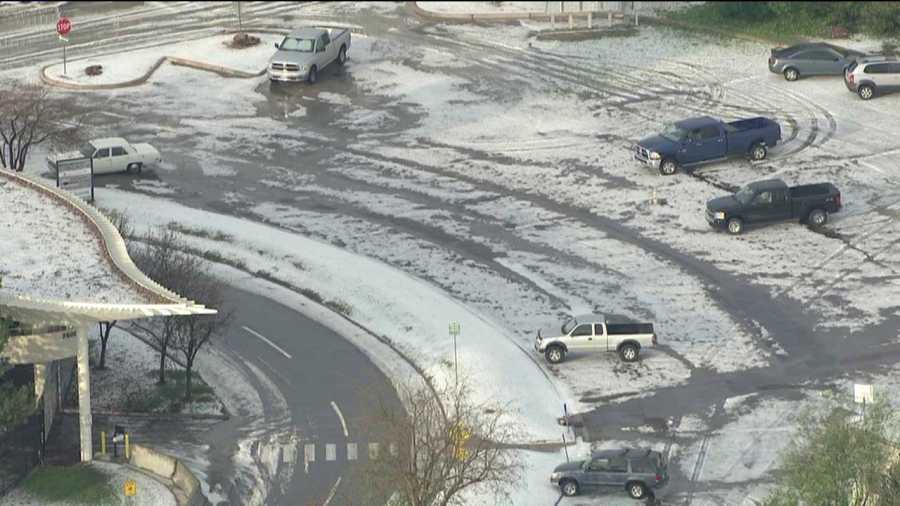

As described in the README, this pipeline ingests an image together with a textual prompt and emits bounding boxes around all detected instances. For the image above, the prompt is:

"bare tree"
[171,268,232,401]
[352,379,524,506]
[95,210,133,370]
[0,82,84,172]
[129,228,201,385]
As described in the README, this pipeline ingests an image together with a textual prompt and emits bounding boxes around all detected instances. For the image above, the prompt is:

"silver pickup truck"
[535,314,657,364]
[268,26,350,84]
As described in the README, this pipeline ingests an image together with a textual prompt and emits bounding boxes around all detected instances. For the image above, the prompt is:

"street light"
[449,321,460,385]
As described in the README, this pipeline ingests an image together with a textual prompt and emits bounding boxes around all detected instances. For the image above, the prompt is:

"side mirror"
[274,43,279,49]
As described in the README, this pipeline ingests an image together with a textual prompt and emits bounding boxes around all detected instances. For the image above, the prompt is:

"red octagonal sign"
[57,17,71,37]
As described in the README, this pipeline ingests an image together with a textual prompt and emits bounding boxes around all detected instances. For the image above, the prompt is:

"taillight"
[849,73,855,84]
[655,473,662,482]
[835,194,842,207]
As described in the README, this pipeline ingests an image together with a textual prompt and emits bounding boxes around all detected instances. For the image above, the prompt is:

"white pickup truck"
[268,26,351,84]
[47,137,161,175]
[535,314,657,364]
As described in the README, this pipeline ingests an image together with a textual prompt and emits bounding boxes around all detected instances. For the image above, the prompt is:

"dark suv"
[549,448,669,500]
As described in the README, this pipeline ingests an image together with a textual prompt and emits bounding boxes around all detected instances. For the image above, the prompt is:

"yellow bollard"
[125,434,130,460]
[100,431,106,456]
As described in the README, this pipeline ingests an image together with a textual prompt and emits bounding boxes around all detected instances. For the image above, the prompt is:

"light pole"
[449,322,460,385]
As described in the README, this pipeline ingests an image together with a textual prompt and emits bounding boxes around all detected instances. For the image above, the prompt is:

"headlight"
[550,472,561,481]
[649,152,661,160]
[714,211,726,220]
[301,65,309,71]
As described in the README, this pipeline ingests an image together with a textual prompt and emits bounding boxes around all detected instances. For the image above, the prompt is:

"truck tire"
[560,479,579,497]
[307,65,318,84]
[545,346,566,364]
[127,163,142,175]
[727,217,743,235]
[618,343,639,362]
[337,45,347,65]
[626,481,647,499]
[659,158,677,176]
[750,143,767,161]
[807,208,828,228]
[858,84,874,100]
[783,67,799,81]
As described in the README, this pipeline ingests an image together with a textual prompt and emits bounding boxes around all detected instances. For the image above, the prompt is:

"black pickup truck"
[706,179,842,235]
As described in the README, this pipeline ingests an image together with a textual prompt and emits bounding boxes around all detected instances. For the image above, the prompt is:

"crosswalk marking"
[347,443,358,461]
[326,443,336,461]
[305,444,315,463]
[389,442,398,457]
[369,442,379,460]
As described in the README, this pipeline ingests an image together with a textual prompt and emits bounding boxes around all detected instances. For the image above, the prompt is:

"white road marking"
[326,443,336,461]
[389,442,398,457]
[242,326,292,359]
[347,443,358,461]
[368,442,379,460]
[323,476,342,506]
[331,401,349,438]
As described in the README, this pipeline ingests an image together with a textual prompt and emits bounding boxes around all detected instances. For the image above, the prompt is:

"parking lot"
[5,2,900,504]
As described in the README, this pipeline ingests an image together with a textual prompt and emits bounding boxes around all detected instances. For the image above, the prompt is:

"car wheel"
[808,208,827,228]
[858,84,874,100]
[750,143,767,161]
[626,481,647,500]
[659,158,677,176]
[727,217,743,235]
[307,66,318,84]
[338,45,347,65]
[127,163,142,175]
[545,346,565,364]
[784,67,799,81]
[618,343,639,362]
[560,479,579,497]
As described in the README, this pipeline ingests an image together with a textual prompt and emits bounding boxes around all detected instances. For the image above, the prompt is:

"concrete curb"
[126,445,209,506]
[408,1,623,25]
[38,29,294,91]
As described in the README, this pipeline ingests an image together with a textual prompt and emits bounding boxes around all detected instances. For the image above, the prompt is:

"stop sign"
[57,17,71,37]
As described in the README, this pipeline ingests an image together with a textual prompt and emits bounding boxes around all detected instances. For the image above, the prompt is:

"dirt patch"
[225,33,261,49]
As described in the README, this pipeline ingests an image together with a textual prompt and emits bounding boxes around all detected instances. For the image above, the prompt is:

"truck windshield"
[735,186,756,205]
[660,124,687,142]
[78,143,96,158]
[279,37,314,52]
[561,318,578,335]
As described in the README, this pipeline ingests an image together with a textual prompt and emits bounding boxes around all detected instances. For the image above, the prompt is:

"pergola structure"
[0,170,214,462]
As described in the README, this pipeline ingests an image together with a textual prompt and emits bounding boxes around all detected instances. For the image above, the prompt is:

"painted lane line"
[331,401,349,438]
[323,476,342,506]
[242,326,292,359]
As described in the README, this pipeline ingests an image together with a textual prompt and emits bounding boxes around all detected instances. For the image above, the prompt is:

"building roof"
[0,170,213,324]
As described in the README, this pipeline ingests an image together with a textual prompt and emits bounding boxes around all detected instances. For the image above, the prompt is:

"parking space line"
[242,325,292,359]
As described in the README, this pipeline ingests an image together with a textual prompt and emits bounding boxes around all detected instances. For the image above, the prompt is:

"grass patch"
[664,4,830,44]
[166,222,234,242]
[23,465,116,505]
[123,369,216,413]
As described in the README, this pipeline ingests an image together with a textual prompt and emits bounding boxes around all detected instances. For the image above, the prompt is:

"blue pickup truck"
[633,116,782,175]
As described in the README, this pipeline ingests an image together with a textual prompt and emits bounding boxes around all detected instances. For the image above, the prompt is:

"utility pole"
[449,322,460,385]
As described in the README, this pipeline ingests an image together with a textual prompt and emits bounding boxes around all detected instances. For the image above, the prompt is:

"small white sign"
[854,383,874,404]
[56,157,94,202]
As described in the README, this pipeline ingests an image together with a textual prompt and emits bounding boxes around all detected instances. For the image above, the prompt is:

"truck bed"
[724,117,777,133]
[789,183,839,198]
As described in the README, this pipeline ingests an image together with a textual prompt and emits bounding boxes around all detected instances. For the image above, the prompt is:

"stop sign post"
[57,17,71,75]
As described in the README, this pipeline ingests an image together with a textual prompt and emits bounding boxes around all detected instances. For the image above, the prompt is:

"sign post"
[57,16,71,75]
[448,322,460,385]
[55,156,94,202]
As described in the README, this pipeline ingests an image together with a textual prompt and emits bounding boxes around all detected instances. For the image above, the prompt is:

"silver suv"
[844,55,900,100]
[550,448,669,499]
